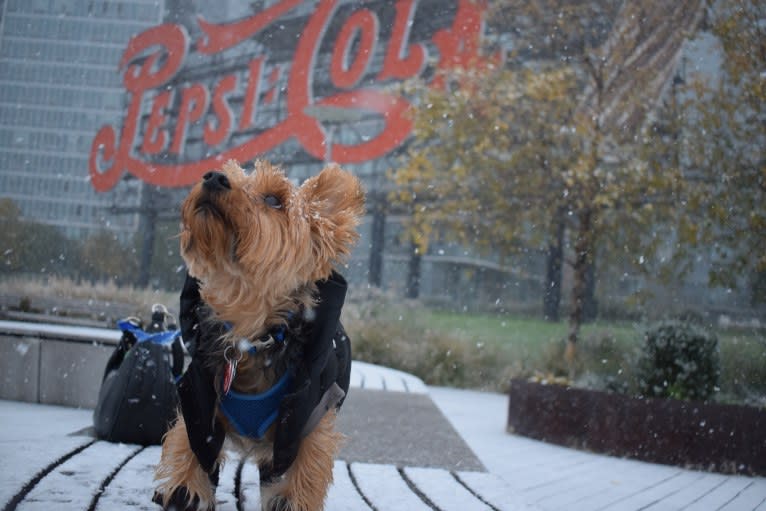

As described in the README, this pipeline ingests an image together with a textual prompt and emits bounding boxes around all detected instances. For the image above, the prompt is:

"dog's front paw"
[152,487,214,511]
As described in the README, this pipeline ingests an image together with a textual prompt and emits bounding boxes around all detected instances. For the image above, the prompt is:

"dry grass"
[2,275,175,305]
[343,287,519,391]
[0,275,178,325]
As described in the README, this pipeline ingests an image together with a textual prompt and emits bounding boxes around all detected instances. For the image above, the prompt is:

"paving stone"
[337,388,484,471]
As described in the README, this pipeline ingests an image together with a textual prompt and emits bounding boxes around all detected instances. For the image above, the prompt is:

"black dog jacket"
[175,271,352,482]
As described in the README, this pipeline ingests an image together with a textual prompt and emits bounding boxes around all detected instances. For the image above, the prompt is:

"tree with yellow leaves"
[392,0,704,372]
[674,0,765,304]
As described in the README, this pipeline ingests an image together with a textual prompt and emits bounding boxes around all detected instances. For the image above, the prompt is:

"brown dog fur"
[155,160,364,511]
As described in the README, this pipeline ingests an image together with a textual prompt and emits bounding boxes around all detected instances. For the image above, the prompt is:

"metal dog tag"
[223,360,237,394]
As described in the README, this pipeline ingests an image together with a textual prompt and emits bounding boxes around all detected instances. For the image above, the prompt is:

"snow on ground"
[95,446,162,511]
[350,463,432,511]
[0,400,97,509]
[0,401,92,509]
[2,390,765,511]
[0,435,93,509]
[428,387,518,477]
[17,441,141,511]
[0,393,529,511]
[0,400,93,441]
[428,387,766,511]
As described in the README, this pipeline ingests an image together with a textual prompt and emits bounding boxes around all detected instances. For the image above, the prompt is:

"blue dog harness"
[219,371,292,438]
[217,323,292,439]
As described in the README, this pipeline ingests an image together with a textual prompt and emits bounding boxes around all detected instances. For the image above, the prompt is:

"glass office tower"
[0,0,162,242]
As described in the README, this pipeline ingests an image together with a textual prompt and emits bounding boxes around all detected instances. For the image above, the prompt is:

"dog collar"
[220,320,290,394]
[223,314,292,353]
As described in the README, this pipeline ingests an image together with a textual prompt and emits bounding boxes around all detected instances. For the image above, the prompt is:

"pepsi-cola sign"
[89,0,488,192]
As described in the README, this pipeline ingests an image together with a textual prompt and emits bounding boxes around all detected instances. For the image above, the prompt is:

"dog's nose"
[202,171,231,192]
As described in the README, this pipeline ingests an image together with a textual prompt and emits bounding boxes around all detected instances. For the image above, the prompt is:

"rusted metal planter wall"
[507,379,766,476]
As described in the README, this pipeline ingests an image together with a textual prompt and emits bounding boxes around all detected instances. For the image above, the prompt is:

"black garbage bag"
[93,305,184,445]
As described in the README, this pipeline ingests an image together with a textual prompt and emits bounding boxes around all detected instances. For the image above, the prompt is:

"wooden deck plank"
[456,471,537,511]
[513,457,610,495]
[404,467,492,511]
[718,479,766,511]
[325,461,373,511]
[214,452,241,511]
[350,361,428,394]
[371,365,416,393]
[95,446,160,511]
[534,479,622,510]
[500,445,602,478]
[0,437,92,510]
[600,470,705,511]
[16,441,140,511]
[350,462,431,511]
[522,458,627,503]
[640,471,729,511]
[564,464,681,511]
[683,477,759,511]
[531,459,661,510]
[348,367,364,389]
[238,459,262,510]
[359,372,385,390]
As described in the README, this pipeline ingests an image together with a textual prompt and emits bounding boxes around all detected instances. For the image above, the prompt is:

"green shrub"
[637,320,720,401]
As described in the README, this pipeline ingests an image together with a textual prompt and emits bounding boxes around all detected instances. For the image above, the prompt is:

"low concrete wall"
[0,320,120,409]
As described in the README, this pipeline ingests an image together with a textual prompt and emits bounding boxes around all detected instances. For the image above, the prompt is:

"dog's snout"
[202,171,231,192]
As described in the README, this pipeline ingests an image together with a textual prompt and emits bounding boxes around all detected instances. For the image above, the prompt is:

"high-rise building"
[0,0,163,242]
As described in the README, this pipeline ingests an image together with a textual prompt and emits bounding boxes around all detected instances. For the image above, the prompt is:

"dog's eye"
[263,195,282,209]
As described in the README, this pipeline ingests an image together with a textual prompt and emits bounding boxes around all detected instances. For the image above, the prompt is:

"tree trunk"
[566,208,593,373]
[368,194,386,287]
[583,257,598,322]
[406,242,422,299]
[543,216,565,322]
[137,184,156,288]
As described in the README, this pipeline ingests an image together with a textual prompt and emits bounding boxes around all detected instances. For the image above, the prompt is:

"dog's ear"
[299,164,365,281]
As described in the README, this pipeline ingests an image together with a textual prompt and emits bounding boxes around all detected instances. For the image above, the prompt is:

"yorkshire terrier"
[154,160,364,511]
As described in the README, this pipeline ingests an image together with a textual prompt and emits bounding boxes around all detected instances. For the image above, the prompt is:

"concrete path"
[1,361,765,511]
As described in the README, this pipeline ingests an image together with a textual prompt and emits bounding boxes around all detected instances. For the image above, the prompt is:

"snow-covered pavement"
[1,363,765,510]
[429,387,766,511]
[0,362,526,511]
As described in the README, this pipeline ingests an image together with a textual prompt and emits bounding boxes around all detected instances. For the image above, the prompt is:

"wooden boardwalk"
[2,361,765,510]
[2,440,527,511]
[1,361,529,511]
[348,360,429,394]
[430,387,766,511]
[489,435,766,511]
